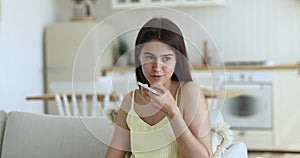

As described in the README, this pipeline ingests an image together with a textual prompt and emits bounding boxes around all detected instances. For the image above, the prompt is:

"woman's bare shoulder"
[179,81,205,108]
[180,81,208,124]
[181,81,198,87]
[119,90,136,112]
[181,81,202,94]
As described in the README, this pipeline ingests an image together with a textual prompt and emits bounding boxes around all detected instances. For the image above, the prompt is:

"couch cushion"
[0,110,7,156]
[1,111,114,158]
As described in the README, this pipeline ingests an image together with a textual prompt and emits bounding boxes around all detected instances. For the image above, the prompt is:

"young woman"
[105,17,212,158]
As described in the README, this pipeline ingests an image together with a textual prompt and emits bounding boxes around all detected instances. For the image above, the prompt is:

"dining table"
[26,89,244,101]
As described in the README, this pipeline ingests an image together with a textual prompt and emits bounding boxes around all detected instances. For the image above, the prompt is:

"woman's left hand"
[142,84,179,118]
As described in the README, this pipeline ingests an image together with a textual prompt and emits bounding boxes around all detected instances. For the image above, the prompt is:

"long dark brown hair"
[135,17,192,85]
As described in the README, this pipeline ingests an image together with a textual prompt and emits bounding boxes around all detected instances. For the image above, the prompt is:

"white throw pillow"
[211,122,233,158]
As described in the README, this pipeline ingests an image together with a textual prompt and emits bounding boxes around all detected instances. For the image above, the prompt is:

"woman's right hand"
[140,84,179,118]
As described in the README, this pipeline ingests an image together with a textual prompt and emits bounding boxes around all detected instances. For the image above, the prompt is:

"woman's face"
[139,40,177,85]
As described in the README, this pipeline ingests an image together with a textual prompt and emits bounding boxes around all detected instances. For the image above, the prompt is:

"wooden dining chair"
[49,80,113,117]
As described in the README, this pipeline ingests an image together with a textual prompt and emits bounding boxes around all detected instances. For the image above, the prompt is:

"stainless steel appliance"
[222,69,273,129]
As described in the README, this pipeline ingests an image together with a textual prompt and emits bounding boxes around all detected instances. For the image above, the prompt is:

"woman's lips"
[150,75,163,80]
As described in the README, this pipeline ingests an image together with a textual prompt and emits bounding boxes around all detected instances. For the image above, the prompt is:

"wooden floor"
[249,152,300,158]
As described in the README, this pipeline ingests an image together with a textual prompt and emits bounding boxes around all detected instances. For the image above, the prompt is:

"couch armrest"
[222,142,248,158]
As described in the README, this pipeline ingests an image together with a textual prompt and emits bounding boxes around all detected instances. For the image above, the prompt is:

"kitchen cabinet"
[44,22,116,114]
[111,0,225,9]
[233,130,273,150]
[45,22,97,82]
[273,70,300,151]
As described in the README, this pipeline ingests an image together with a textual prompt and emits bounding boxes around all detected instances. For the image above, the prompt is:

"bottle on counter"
[71,0,96,21]
[202,40,211,66]
[73,0,86,17]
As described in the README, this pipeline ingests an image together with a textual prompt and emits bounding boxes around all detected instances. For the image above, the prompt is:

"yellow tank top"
[126,89,183,158]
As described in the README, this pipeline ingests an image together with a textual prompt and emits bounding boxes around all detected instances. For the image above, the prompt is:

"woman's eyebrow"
[162,54,175,57]
[143,52,155,56]
[143,52,174,57]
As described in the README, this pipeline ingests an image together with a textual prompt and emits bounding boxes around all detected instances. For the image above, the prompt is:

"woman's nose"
[152,62,163,72]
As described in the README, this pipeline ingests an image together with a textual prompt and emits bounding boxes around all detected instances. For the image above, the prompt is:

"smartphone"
[137,82,162,96]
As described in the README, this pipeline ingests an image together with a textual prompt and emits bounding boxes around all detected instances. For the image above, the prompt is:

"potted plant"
[118,40,128,57]
[117,39,129,66]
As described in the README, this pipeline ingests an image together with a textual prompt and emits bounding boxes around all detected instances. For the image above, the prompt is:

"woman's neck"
[163,80,180,96]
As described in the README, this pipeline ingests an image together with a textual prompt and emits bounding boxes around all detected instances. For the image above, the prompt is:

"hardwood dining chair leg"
[103,94,110,110]
[91,94,99,116]
[55,94,65,116]
[62,93,71,116]
[82,94,88,116]
[71,93,79,116]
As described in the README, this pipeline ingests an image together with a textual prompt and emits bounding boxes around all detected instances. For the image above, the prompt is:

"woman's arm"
[170,82,213,158]
[148,82,212,158]
[105,93,132,158]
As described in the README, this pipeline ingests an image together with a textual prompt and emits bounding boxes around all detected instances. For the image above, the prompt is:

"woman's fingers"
[140,85,177,116]
[150,84,165,96]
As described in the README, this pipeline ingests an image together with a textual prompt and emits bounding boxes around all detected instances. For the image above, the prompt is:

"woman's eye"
[146,56,155,60]
[163,57,172,62]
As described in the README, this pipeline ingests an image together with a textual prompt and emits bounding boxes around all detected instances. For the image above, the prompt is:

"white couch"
[0,110,247,158]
